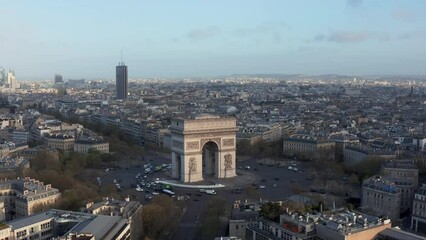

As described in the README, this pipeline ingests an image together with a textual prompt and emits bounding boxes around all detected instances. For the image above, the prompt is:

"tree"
[30,151,61,171]
[142,203,167,239]
[259,202,281,221]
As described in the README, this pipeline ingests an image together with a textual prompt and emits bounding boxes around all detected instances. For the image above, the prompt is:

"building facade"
[282,135,335,161]
[411,184,426,234]
[6,209,130,240]
[361,176,401,222]
[343,145,396,166]
[116,63,128,100]
[382,160,419,213]
[73,139,109,154]
[81,197,142,240]
[54,74,63,84]
[44,134,75,151]
[0,177,60,220]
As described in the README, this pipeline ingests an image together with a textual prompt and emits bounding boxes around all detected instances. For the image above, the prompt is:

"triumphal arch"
[170,115,237,183]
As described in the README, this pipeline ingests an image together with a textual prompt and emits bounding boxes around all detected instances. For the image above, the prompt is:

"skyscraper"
[0,67,5,85]
[116,62,128,100]
[7,69,18,89]
[54,74,63,84]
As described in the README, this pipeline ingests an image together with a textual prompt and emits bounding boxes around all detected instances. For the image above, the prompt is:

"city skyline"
[1,1,426,80]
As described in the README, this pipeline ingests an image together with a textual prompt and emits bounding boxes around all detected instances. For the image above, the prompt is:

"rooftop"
[363,176,399,194]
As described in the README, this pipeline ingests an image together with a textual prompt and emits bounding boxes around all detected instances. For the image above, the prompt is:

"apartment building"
[6,209,130,240]
[411,184,426,235]
[246,217,316,240]
[81,197,142,240]
[44,134,75,151]
[361,176,401,222]
[343,145,396,166]
[73,139,109,154]
[382,160,419,212]
[0,177,60,220]
[315,212,392,240]
[282,135,335,161]
[245,209,391,240]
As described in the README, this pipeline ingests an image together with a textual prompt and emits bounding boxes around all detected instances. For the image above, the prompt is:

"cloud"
[314,34,326,41]
[391,8,418,22]
[396,30,426,40]
[233,22,291,43]
[315,30,389,43]
[347,0,362,8]
[186,26,221,41]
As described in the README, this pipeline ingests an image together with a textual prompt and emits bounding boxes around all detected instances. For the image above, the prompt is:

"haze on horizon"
[1,0,426,80]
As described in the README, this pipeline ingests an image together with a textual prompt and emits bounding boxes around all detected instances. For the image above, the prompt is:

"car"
[199,189,206,193]
[104,168,110,172]
[113,179,117,184]
[293,168,298,172]
[288,166,293,170]
[193,198,199,202]
[253,168,258,171]
[205,189,216,195]
[245,166,251,170]
[152,191,159,195]
[136,187,143,192]
[274,177,280,181]
[273,184,277,188]
[259,185,266,189]
[145,194,153,200]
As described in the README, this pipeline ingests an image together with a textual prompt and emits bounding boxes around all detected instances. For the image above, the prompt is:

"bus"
[162,189,175,196]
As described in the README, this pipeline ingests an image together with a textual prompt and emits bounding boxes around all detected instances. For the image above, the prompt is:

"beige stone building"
[245,209,391,240]
[382,159,419,212]
[0,224,11,240]
[0,177,60,220]
[74,139,109,154]
[81,197,142,240]
[282,135,335,160]
[5,209,130,240]
[361,176,401,222]
[343,145,395,166]
[44,134,75,151]
[382,160,419,183]
[411,184,426,235]
[170,115,237,183]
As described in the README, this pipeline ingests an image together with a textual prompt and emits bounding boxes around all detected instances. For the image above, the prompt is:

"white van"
[205,189,216,195]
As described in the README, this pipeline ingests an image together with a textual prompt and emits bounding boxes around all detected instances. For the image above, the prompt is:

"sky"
[1,0,426,80]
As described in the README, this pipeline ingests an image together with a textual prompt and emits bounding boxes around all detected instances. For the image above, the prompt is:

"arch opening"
[202,141,219,177]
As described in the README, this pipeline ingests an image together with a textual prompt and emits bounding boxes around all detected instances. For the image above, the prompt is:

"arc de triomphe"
[170,115,237,183]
